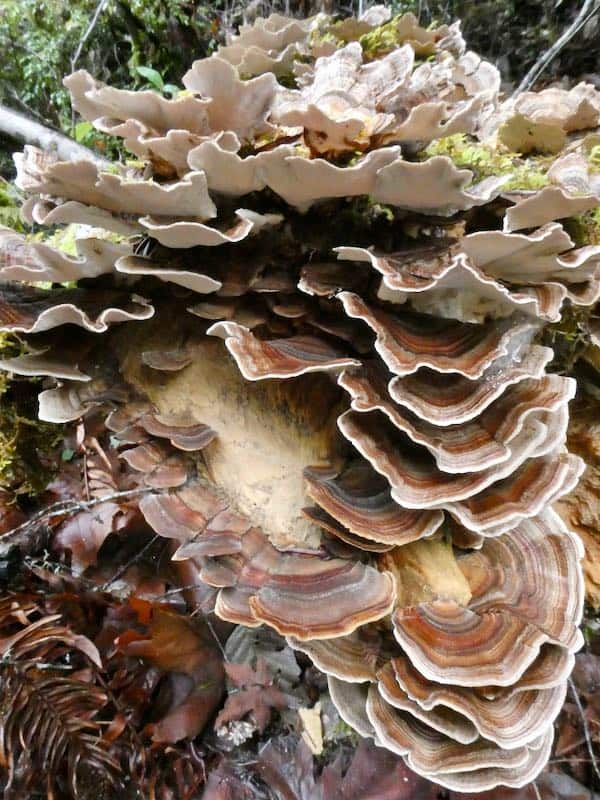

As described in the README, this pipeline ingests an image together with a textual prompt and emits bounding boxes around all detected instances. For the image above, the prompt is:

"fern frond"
[0,669,119,798]
[0,595,122,799]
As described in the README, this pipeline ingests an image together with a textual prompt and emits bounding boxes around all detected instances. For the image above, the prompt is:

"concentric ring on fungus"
[1,4,595,791]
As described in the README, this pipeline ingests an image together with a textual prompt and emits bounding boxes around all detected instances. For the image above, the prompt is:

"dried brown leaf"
[215,657,287,733]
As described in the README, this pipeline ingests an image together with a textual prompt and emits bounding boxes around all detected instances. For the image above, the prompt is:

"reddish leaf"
[116,603,225,743]
[257,737,442,800]
[323,739,439,800]
[202,761,255,800]
[54,501,133,569]
[215,657,287,733]
[257,737,319,800]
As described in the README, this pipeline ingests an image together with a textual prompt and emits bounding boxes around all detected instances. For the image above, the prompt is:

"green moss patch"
[421,134,551,190]
[0,335,62,498]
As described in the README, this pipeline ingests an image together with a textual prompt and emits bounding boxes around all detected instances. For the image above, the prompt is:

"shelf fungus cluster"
[1,6,598,791]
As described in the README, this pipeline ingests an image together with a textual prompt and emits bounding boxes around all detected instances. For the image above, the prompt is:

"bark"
[0,103,108,166]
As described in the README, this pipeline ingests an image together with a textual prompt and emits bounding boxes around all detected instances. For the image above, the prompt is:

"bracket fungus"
[1,5,597,791]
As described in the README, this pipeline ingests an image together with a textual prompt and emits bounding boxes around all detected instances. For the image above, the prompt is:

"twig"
[100,534,161,590]
[83,451,90,501]
[204,616,228,659]
[158,584,208,598]
[513,0,600,96]
[90,435,113,475]
[0,487,156,551]
[568,676,600,786]
[71,0,110,72]
[555,735,587,756]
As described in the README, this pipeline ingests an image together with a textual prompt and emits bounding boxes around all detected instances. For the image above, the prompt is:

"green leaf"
[73,121,93,143]
[61,448,75,462]
[136,65,164,91]
[162,83,180,97]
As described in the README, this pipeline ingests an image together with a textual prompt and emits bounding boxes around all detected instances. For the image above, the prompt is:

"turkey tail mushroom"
[4,4,592,790]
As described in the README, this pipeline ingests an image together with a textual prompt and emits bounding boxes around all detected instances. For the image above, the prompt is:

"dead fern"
[0,595,121,799]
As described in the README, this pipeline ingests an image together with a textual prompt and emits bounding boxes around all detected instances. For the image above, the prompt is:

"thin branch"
[0,103,109,166]
[6,87,57,129]
[71,0,110,72]
[100,534,160,590]
[0,487,156,555]
[513,0,600,96]
[568,676,600,787]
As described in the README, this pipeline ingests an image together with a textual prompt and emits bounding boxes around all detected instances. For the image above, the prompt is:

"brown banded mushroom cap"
[210,11,318,81]
[378,657,567,749]
[115,254,222,294]
[14,147,217,219]
[339,366,575,474]
[303,462,444,547]
[328,678,376,739]
[188,140,401,211]
[38,379,128,423]
[207,321,360,380]
[441,450,584,535]
[0,285,154,334]
[337,292,538,378]
[371,157,507,215]
[337,409,548,508]
[138,209,283,249]
[64,69,213,136]
[366,686,538,779]
[288,627,384,683]
[335,245,569,323]
[386,344,554,425]
[0,352,90,382]
[504,184,600,233]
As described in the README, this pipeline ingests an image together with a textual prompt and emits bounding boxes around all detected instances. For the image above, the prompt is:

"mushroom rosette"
[1,5,597,790]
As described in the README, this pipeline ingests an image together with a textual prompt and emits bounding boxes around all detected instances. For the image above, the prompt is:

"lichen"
[421,134,551,190]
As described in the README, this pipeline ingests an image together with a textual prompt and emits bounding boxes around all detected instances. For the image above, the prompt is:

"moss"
[313,13,430,61]
[344,195,396,229]
[421,134,551,190]
[564,207,600,247]
[359,16,402,60]
[587,144,600,174]
[39,224,80,257]
[0,335,62,498]
[307,28,341,55]
[542,305,594,375]
[358,13,440,62]
[0,177,26,233]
